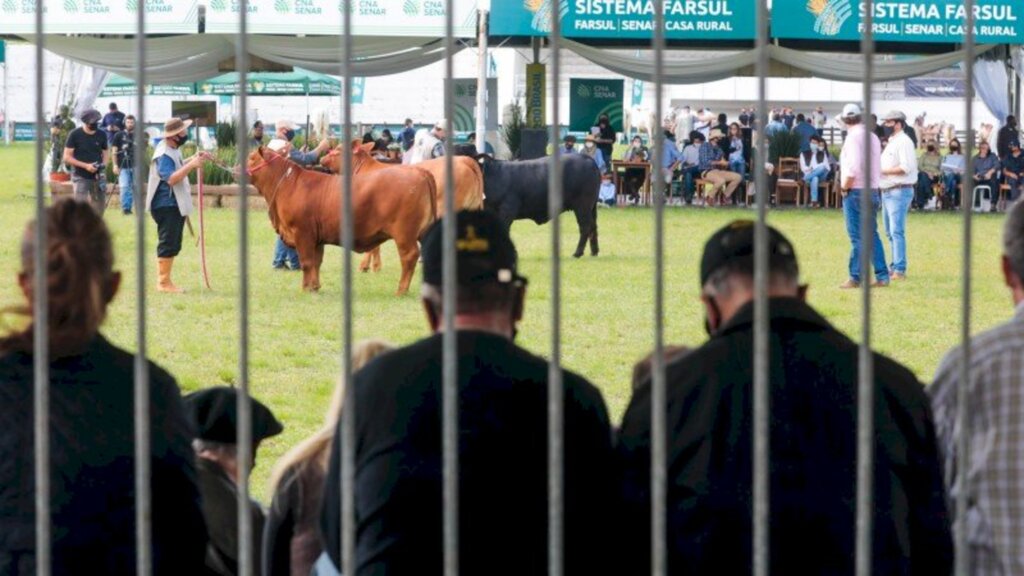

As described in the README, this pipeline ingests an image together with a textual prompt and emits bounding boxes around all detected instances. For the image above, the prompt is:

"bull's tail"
[419,169,438,238]
[465,159,486,210]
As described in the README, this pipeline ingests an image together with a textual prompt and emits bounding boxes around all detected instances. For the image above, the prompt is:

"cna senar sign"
[0,0,199,34]
[772,0,1023,43]
[490,0,756,40]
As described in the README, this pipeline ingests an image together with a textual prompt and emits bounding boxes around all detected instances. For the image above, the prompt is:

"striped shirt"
[930,302,1024,575]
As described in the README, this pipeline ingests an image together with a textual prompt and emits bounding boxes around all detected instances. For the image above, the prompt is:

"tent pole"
[475,9,489,154]
[2,62,9,145]
[305,86,311,149]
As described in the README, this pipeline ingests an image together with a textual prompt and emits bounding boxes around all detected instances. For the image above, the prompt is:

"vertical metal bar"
[474,9,489,155]
[33,2,50,574]
[339,0,356,571]
[649,1,666,575]
[955,0,976,573]
[133,3,151,575]
[752,0,771,571]
[547,5,563,576]
[442,0,458,573]
[234,2,253,575]
[855,0,876,573]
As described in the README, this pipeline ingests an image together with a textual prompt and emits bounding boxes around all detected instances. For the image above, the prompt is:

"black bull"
[477,154,600,257]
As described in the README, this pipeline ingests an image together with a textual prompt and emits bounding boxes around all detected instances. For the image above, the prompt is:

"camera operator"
[63,108,110,214]
[111,115,139,216]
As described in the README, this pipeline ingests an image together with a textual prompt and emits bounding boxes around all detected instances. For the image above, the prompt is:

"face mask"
[927,145,935,152]
[86,121,99,131]
[564,144,574,151]
[175,132,190,145]
[283,129,296,142]
[585,142,595,149]
[810,143,819,153]
[632,142,641,148]
[950,146,959,152]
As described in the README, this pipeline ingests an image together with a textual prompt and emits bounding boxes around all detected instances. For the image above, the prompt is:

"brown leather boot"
[157,257,185,293]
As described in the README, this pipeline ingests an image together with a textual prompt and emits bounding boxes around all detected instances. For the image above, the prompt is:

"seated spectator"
[699,129,742,205]
[1001,138,1024,208]
[263,340,394,576]
[941,138,965,208]
[931,200,1024,574]
[0,199,206,575]
[320,210,616,574]
[185,387,284,576]
[581,133,607,173]
[800,134,830,207]
[974,140,1001,211]
[617,220,953,574]
[372,128,394,153]
[560,134,578,155]
[680,131,703,204]
[916,141,943,209]
[622,134,650,203]
[727,122,747,179]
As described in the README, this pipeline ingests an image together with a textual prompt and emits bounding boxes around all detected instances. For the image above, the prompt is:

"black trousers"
[152,207,185,258]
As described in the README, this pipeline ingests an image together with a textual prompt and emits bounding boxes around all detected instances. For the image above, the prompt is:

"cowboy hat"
[161,117,193,138]
[708,128,725,140]
[276,118,296,131]
[267,138,289,153]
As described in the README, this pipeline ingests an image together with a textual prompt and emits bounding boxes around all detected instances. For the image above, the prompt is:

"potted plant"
[500,99,525,160]
[47,102,76,182]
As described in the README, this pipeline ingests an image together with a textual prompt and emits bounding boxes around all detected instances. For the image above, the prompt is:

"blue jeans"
[843,189,889,283]
[729,158,747,179]
[881,186,913,274]
[942,173,961,206]
[117,168,134,213]
[682,165,701,200]
[273,236,300,269]
[802,165,830,202]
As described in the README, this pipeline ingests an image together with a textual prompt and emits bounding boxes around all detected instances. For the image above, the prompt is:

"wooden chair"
[999,183,1011,211]
[774,157,801,206]
[801,178,831,207]
[693,178,713,205]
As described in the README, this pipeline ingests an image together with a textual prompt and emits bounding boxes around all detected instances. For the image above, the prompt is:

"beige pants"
[703,170,742,201]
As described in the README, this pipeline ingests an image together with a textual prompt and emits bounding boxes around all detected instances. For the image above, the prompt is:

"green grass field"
[0,143,1011,499]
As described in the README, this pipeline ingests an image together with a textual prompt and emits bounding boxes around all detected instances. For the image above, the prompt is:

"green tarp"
[197,68,341,96]
[99,74,196,97]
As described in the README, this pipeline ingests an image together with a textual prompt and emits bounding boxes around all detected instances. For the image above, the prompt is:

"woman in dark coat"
[0,199,207,575]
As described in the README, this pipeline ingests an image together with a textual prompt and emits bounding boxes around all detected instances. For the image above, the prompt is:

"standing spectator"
[466,131,495,156]
[879,110,918,281]
[581,134,607,173]
[674,105,696,149]
[250,120,265,149]
[916,141,943,209]
[264,341,394,576]
[63,108,109,214]
[931,199,1024,576]
[410,121,447,164]
[1001,138,1024,207]
[146,117,211,293]
[714,113,730,155]
[974,140,1001,211]
[727,122,746,179]
[185,387,283,576]
[941,138,966,208]
[792,113,818,152]
[871,114,886,141]
[800,134,830,208]
[592,113,616,165]
[699,129,742,205]
[618,220,952,574]
[398,118,416,152]
[781,106,796,130]
[838,103,890,288]
[738,107,751,127]
[276,118,331,165]
[764,114,787,139]
[111,114,139,215]
[101,102,126,144]
[320,211,616,574]
[996,114,1018,160]
[812,105,828,137]
[270,120,331,271]
[0,199,208,575]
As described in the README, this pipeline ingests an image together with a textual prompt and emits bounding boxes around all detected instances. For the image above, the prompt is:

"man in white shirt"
[674,106,696,151]
[879,110,918,281]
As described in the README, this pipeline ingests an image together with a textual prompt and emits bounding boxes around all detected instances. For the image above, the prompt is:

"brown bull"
[321,142,485,273]
[247,147,436,295]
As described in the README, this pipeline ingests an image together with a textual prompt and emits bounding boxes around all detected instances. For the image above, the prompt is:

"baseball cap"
[80,109,102,124]
[267,138,289,153]
[421,210,525,287]
[183,387,283,444]
[882,110,906,122]
[276,118,296,131]
[841,103,862,119]
[434,119,448,130]
[700,220,799,286]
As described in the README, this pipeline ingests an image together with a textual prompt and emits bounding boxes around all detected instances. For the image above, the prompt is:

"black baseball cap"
[700,220,798,286]
[183,387,283,444]
[421,210,525,287]
[80,109,102,124]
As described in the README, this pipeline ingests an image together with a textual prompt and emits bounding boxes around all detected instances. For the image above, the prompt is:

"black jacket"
[617,298,952,575]
[197,458,266,576]
[0,335,207,575]
[321,331,616,575]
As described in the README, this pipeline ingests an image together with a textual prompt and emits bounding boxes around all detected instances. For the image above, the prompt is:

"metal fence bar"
[955,0,976,572]
[33,2,50,575]
[133,4,151,575]
[234,2,253,574]
[752,0,771,572]
[546,7,564,576]
[339,0,356,571]
[855,1,876,573]
[442,0,459,573]
[649,1,666,575]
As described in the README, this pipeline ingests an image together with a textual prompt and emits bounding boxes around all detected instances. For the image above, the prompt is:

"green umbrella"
[195,68,341,96]
[100,74,196,97]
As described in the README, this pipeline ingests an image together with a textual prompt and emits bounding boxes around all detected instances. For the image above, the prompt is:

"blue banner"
[772,0,1023,44]
[491,0,756,40]
[904,78,967,98]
